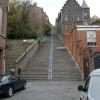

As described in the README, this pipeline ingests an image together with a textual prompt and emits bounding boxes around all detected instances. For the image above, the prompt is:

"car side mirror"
[78,85,84,91]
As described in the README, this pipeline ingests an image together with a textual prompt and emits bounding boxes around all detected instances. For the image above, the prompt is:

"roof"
[90,69,100,76]
[82,0,89,8]
[76,25,100,31]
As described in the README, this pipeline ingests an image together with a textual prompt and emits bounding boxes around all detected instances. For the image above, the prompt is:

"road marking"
[48,32,53,80]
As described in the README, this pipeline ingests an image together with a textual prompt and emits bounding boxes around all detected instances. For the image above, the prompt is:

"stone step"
[53,74,81,77]
[52,78,82,81]
[21,66,47,70]
[21,77,48,80]
[53,66,77,68]
[53,67,79,70]
[21,74,48,77]
[22,69,48,71]
[53,76,81,79]
[22,71,48,74]
[21,76,81,81]
[52,72,80,75]
[27,63,49,65]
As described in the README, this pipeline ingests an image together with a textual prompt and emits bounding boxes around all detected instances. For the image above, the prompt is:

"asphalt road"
[0,81,84,100]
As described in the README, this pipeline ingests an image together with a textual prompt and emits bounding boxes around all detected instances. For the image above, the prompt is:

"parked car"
[0,75,26,97]
[78,69,100,100]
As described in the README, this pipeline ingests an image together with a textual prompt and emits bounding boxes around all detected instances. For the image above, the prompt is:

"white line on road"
[48,31,53,80]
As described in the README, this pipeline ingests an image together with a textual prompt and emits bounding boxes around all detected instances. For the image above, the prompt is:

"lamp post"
[23,40,27,55]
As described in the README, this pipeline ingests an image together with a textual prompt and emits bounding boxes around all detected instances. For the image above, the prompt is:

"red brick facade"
[0,0,8,74]
[64,25,100,79]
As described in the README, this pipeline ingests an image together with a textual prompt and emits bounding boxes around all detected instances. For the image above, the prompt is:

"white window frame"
[87,31,96,47]
[77,17,80,21]
[0,4,3,35]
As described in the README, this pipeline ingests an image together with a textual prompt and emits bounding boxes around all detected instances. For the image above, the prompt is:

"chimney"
[34,3,37,7]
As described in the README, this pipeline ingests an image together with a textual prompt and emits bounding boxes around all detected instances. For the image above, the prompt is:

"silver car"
[78,69,100,100]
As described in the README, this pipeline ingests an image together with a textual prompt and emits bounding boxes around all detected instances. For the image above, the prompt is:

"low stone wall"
[15,40,39,69]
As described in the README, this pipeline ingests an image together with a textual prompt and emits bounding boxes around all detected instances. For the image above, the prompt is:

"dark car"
[0,75,26,97]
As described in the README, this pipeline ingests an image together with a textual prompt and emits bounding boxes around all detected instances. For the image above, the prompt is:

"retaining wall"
[15,40,39,69]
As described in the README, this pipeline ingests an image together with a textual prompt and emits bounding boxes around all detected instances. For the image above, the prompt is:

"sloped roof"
[82,0,89,8]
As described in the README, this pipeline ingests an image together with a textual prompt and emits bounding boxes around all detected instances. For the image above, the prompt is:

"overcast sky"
[32,0,100,25]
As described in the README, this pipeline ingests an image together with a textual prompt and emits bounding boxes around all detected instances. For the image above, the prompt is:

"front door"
[94,55,100,69]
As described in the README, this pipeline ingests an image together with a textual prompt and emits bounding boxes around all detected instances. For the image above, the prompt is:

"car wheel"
[7,87,13,97]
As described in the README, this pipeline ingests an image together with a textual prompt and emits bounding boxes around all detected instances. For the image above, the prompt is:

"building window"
[65,15,67,21]
[0,4,3,35]
[77,17,80,21]
[84,10,88,17]
[87,31,96,47]
[84,12,87,16]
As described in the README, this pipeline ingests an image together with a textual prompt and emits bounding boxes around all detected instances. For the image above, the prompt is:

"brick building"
[56,0,100,79]
[64,25,100,79]
[0,0,8,74]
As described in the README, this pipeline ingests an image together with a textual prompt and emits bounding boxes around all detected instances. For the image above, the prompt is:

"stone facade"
[56,0,90,35]
[0,0,8,74]
[56,0,100,79]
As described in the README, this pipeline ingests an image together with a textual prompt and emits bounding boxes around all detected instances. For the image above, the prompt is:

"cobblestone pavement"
[0,81,84,100]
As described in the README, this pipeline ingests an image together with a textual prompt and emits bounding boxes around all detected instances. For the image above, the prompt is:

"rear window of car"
[0,76,9,83]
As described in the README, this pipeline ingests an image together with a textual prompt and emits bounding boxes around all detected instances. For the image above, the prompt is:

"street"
[0,81,84,100]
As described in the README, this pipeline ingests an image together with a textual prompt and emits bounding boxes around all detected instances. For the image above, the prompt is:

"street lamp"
[22,39,27,55]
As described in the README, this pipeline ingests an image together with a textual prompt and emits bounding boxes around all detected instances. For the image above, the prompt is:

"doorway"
[94,55,100,69]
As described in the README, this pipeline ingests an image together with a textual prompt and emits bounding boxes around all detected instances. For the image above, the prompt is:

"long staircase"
[21,36,81,81]
[21,38,50,80]
[52,37,81,80]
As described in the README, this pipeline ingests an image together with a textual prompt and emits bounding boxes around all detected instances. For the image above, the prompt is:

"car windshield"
[89,75,100,100]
